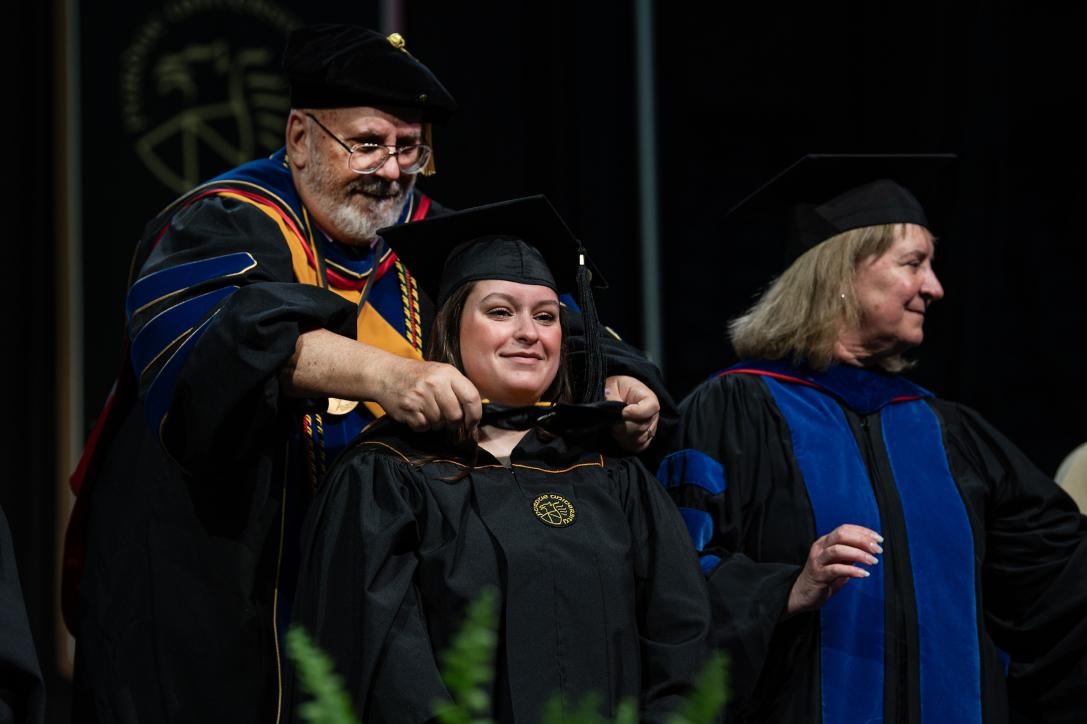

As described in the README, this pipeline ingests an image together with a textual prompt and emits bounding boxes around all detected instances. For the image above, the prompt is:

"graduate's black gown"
[659,360,1087,724]
[288,421,711,723]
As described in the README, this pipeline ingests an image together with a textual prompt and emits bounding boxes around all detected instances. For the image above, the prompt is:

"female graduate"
[288,196,710,723]
[659,157,1087,723]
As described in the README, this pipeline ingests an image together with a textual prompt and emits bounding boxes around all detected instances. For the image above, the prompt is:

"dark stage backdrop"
[78,0,645,428]
[8,1,1087,720]
[79,0,377,443]
[656,3,1087,475]
[5,0,60,721]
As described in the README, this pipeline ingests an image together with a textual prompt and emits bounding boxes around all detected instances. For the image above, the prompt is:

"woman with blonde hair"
[659,160,1087,723]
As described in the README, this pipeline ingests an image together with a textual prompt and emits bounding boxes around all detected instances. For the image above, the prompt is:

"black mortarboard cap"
[379,195,609,402]
[727,154,957,263]
[378,196,606,307]
[283,24,456,124]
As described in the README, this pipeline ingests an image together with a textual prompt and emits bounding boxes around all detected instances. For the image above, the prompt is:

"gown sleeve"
[288,446,452,723]
[656,374,804,709]
[938,402,1087,722]
[562,307,678,459]
[127,196,357,472]
[615,457,712,720]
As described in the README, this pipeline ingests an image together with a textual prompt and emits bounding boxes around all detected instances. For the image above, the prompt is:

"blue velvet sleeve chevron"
[126,252,255,319]
[127,252,256,434]
[123,194,361,471]
[657,449,726,574]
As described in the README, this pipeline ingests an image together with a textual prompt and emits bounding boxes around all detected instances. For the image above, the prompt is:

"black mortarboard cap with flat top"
[726,154,957,263]
[283,24,457,124]
[378,195,610,403]
[378,195,607,307]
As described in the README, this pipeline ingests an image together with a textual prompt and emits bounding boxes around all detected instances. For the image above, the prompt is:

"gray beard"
[299,151,415,245]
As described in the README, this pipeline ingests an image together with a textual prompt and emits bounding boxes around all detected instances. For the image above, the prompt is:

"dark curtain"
[658,2,1087,474]
[10,1,1086,719]
[5,0,60,721]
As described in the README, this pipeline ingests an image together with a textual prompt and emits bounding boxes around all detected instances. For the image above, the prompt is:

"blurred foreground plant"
[286,625,359,724]
[432,587,499,724]
[289,587,727,724]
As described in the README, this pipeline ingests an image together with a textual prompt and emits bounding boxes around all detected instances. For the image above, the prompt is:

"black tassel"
[576,246,605,403]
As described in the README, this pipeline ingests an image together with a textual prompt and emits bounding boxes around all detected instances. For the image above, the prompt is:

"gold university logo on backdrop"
[120,0,301,194]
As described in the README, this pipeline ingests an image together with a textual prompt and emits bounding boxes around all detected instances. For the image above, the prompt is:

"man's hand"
[281,329,482,433]
[604,375,660,453]
[785,524,882,617]
[377,357,483,432]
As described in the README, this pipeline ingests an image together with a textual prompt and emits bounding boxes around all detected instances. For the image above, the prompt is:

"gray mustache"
[347,178,404,199]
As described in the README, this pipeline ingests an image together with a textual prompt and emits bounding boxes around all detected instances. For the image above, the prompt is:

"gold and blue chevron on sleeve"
[127,252,256,435]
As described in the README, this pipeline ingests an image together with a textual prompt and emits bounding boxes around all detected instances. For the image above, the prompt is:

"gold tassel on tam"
[421,122,437,176]
[385,33,438,175]
[387,33,408,52]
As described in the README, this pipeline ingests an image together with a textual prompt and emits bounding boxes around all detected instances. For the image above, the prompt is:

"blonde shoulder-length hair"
[729,223,929,374]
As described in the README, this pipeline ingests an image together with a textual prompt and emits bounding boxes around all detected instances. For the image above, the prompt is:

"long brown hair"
[426,281,573,403]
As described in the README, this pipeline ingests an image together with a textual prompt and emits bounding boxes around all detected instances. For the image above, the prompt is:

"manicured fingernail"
[859,569,871,577]
[868,556,879,565]
[871,543,883,554]
[873,534,884,543]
